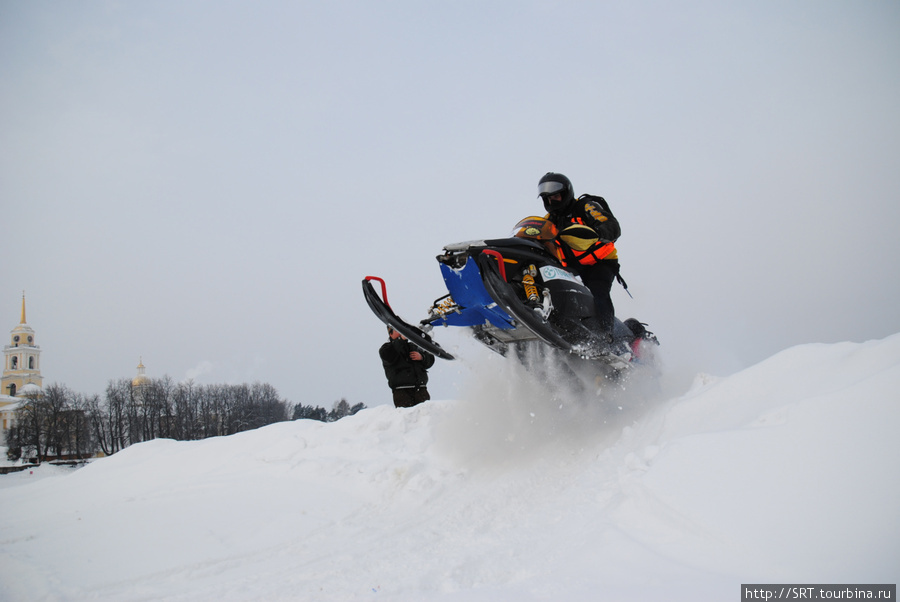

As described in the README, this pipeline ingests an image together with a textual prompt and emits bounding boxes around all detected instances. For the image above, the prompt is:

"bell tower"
[2,293,43,397]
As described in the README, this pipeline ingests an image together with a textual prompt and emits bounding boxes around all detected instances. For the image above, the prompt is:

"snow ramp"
[1,334,898,601]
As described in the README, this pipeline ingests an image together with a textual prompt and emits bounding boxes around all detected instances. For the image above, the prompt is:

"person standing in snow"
[537,172,622,342]
[379,326,435,408]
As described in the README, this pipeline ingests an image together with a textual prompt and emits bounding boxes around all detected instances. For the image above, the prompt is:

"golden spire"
[133,357,150,387]
[20,291,26,324]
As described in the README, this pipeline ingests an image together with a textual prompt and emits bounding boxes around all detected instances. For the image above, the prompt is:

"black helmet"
[538,172,574,213]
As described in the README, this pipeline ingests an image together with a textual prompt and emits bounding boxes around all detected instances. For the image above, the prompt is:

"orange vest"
[568,240,617,265]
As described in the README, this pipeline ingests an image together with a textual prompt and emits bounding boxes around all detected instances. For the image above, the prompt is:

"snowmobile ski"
[362,276,455,360]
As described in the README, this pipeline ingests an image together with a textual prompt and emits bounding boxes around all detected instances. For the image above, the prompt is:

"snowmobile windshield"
[538,181,566,197]
[512,217,559,242]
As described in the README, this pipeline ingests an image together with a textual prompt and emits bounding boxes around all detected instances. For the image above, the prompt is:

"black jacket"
[548,194,620,243]
[379,337,435,390]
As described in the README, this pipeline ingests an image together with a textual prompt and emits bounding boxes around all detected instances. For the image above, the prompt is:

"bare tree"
[68,392,96,458]
[329,398,351,422]
[17,375,298,459]
[8,384,96,461]
[147,376,177,439]
[14,388,48,461]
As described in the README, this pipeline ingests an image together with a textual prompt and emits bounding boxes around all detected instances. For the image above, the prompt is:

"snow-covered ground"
[1,335,898,601]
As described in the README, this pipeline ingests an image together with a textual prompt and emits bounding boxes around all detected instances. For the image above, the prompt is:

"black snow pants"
[578,259,619,336]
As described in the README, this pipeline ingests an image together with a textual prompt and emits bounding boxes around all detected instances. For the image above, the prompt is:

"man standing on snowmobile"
[379,326,436,408]
[538,172,622,342]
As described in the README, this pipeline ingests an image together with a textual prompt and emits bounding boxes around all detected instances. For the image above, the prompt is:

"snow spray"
[433,343,666,469]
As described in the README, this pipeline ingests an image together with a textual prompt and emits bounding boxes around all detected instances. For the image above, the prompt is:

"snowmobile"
[362,216,658,377]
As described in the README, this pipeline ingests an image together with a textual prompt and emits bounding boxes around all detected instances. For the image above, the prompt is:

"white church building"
[0,295,43,445]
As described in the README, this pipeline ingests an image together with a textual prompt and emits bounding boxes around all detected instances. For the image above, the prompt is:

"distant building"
[1,294,44,445]
[132,358,150,405]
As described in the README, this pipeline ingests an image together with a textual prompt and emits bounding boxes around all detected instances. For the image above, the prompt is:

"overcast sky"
[2,1,898,408]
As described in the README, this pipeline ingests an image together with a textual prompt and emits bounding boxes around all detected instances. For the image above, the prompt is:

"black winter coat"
[548,194,621,243]
[379,337,435,390]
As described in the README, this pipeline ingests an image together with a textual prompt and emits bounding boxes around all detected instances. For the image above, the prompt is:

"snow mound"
[1,335,898,601]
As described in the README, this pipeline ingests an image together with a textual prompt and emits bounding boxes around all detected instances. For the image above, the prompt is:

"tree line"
[5,378,364,462]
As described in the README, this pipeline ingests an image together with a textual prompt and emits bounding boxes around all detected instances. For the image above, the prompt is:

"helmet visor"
[538,181,566,197]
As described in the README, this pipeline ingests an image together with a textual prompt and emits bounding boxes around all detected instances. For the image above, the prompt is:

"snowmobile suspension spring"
[522,274,539,302]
